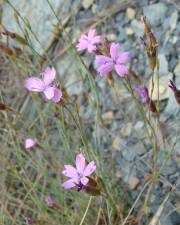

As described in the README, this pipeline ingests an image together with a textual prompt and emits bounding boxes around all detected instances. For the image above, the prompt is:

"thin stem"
[79,196,93,225]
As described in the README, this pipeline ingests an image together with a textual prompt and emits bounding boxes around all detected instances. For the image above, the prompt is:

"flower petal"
[98,62,114,76]
[43,67,56,86]
[76,153,85,173]
[114,64,128,76]
[87,44,96,53]
[83,161,96,176]
[110,43,120,60]
[62,165,77,178]
[76,40,88,51]
[92,35,101,44]
[116,52,130,64]
[43,87,55,100]
[25,77,44,92]
[62,179,76,189]
[24,138,37,149]
[88,29,96,39]
[80,177,89,186]
[95,55,112,65]
[51,88,62,103]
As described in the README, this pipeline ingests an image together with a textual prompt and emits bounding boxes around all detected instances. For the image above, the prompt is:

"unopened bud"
[168,80,180,104]
[107,73,115,87]
[84,177,101,196]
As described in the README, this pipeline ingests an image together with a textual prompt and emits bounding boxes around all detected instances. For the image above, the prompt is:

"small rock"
[106,33,116,41]
[131,19,144,37]
[120,122,132,137]
[82,0,94,9]
[129,177,140,190]
[169,11,178,30]
[118,27,127,42]
[134,121,144,130]
[174,62,180,76]
[126,8,136,20]
[102,111,114,125]
[133,142,146,156]
[148,73,173,101]
[112,137,120,150]
[126,27,134,35]
[158,54,168,75]
[92,4,98,14]
[143,3,168,27]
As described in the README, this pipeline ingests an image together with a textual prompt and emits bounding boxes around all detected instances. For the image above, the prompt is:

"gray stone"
[158,54,169,75]
[118,27,127,42]
[174,62,180,76]
[133,142,146,156]
[143,3,168,27]
[131,19,144,37]
[2,0,80,54]
[169,11,178,30]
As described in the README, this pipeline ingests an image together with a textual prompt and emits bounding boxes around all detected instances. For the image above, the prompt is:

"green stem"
[79,197,93,225]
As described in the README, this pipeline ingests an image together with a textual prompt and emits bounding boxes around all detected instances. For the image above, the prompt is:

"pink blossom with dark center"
[62,153,96,191]
[136,85,150,103]
[25,67,62,103]
[76,29,101,53]
[95,42,130,77]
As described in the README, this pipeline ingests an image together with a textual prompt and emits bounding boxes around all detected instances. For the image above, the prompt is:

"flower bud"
[84,177,101,196]
[107,73,115,87]
[168,80,180,104]
[141,16,158,70]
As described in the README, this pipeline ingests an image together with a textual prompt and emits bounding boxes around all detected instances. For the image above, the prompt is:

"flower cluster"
[76,29,130,79]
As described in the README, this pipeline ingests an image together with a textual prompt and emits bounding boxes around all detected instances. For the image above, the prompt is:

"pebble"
[126,8,136,20]
[112,137,121,150]
[120,122,132,137]
[102,111,114,125]
[143,3,168,27]
[126,27,134,35]
[129,177,140,190]
[174,62,180,76]
[92,4,98,14]
[148,73,173,101]
[106,33,116,41]
[169,11,178,30]
[82,0,94,9]
[131,19,144,37]
[118,27,127,42]
[158,54,169,75]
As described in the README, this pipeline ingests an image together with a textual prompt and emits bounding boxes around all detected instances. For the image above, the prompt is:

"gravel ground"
[1,0,180,224]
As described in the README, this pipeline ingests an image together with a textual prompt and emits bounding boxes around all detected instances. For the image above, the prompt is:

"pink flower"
[136,85,150,103]
[62,153,96,191]
[45,196,54,207]
[25,67,62,103]
[95,42,130,76]
[76,29,101,53]
[24,138,37,149]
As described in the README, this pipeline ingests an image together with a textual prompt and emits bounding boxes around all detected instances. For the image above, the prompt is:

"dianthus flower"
[95,42,130,76]
[24,138,37,149]
[62,153,96,191]
[76,29,101,53]
[25,67,62,103]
